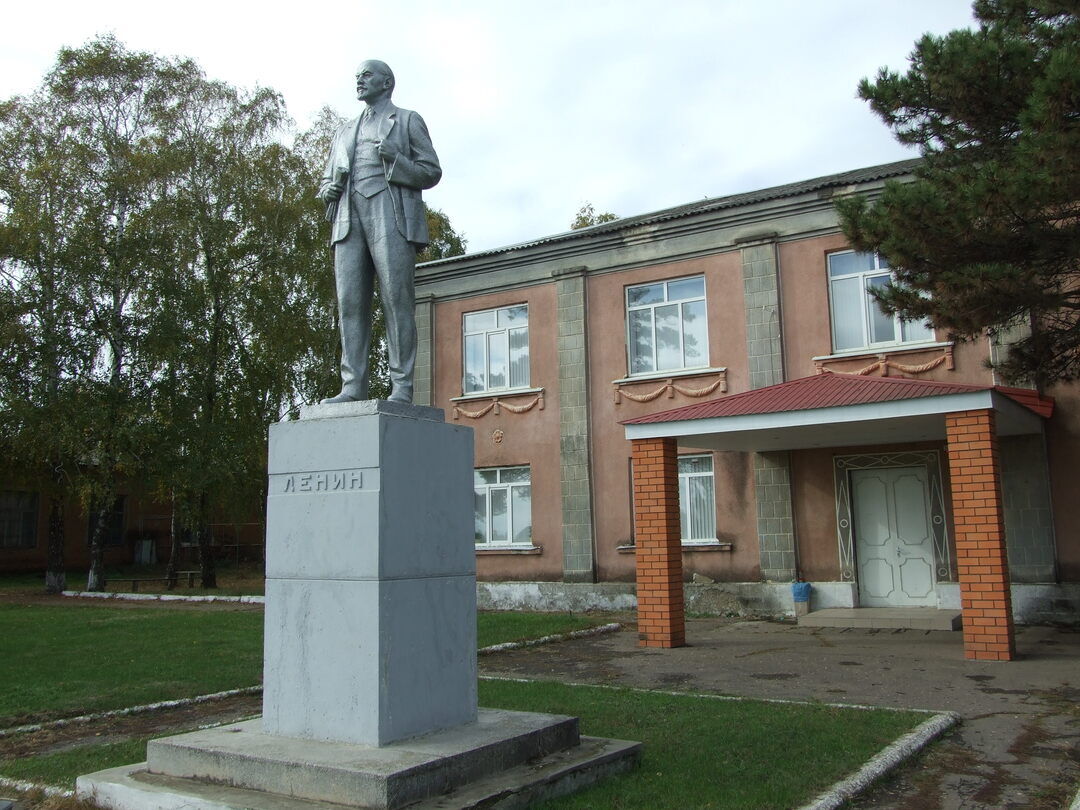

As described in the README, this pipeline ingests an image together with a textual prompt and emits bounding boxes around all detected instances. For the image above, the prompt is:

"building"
[412,158,1080,656]
[0,486,262,576]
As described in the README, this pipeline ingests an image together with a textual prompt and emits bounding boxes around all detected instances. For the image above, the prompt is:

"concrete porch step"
[798,607,962,631]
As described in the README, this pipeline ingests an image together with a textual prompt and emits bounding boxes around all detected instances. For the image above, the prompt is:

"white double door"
[851,466,936,607]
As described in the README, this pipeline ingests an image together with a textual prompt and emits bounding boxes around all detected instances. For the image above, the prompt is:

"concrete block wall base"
[76,711,642,810]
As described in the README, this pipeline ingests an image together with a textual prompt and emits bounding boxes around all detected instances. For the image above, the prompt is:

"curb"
[0,686,262,739]
[795,711,961,810]
[478,622,622,654]
[0,775,72,799]
[62,590,265,604]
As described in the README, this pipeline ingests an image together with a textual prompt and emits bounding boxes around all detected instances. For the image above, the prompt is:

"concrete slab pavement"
[478,618,1080,808]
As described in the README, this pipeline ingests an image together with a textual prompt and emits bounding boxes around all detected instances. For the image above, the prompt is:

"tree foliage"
[570,203,619,230]
[419,206,468,262]
[0,37,468,589]
[0,37,427,589]
[836,0,1080,386]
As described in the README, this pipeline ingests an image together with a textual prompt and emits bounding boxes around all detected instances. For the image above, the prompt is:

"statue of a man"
[317,60,442,404]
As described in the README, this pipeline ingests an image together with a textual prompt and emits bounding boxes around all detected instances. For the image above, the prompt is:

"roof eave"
[623,389,1044,453]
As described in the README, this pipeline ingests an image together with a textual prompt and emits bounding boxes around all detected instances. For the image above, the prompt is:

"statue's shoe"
[320,391,361,404]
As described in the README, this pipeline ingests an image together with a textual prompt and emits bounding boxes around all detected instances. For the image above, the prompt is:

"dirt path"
[0,694,263,762]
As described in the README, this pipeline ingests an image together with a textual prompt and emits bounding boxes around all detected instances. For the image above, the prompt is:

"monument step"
[136,709,580,808]
[78,733,641,810]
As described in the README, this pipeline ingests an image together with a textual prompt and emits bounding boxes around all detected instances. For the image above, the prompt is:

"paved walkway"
[478,618,1080,809]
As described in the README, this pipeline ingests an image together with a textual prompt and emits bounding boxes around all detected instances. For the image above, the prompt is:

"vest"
[351,132,386,199]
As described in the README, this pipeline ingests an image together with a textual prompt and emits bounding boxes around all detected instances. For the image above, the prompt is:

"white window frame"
[625,276,709,376]
[462,305,530,394]
[678,455,716,543]
[474,466,532,547]
[827,251,934,353]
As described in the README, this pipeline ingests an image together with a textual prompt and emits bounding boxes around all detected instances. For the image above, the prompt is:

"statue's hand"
[319,179,344,203]
[377,140,399,161]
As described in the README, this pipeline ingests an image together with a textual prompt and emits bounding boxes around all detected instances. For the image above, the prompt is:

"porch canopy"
[621,372,1052,452]
[621,372,1054,661]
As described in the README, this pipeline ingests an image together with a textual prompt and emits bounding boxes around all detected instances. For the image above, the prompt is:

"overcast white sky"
[2,0,976,253]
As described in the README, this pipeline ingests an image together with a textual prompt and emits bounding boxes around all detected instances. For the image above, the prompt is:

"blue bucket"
[791,582,812,603]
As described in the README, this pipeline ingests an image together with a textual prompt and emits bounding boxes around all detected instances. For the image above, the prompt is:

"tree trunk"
[196,491,217,589]
[165,494,180,590]
[44,488,66,594]
[85,499,110,592]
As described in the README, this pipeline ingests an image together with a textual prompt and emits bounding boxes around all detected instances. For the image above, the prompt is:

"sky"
[1,0,976,254]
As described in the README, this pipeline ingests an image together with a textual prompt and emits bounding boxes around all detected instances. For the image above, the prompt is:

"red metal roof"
[621,372,1054,425]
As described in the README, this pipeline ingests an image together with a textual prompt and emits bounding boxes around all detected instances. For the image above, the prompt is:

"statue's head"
[356,60,395,103]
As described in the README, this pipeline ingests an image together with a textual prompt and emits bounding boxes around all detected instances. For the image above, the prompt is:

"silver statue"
[318,60,442,403]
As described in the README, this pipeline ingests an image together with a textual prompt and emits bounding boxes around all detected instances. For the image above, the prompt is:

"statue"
[317,60,442,404]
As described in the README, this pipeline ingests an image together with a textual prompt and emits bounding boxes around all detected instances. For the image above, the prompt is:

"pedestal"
[77,401,641,809]
[262,400,477,745]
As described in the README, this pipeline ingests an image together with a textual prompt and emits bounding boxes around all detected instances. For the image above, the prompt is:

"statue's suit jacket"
[320,103,441,247]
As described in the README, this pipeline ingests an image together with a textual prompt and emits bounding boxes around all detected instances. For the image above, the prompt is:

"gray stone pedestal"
[262,400,477,745]
[77,401,640,809]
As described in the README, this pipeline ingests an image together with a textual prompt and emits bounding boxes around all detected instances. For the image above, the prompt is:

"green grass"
[0,738,147,788]
[479,679,924,809]
[0,571,51,592]
[0,603,265,726]
[1,680,923,808]
[477,611,610,648]
[0,603,609,726]
[0,602,925,806]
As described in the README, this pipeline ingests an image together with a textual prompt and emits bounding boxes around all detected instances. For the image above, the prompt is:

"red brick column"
[945,409,1016,661]
[631,437,685,648]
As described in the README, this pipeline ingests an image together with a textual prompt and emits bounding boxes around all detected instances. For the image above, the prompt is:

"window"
[828,251,934,352]
[678,455,716,543]
[463,305,529,394]
[474,466,532,546]
[626,276,708,375]
[87,496,126,548]
[0,491,38,550]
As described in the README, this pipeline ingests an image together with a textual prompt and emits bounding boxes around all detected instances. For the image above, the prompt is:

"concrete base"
[477,580,1080,627]
[77,710,642,810]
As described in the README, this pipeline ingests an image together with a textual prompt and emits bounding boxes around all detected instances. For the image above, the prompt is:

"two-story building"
[412,157,1080,647]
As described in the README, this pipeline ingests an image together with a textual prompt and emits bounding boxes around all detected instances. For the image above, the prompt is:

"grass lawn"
[481,679,924,809]
[0,600,926,807]
[0,602,610,727]
[0,571,52,594]
[0,738,146,789]
[0,679,924,809]
[0,603,265,727]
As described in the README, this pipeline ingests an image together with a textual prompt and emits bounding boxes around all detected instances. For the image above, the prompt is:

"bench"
[109,570,199,592]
